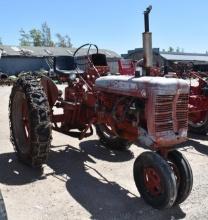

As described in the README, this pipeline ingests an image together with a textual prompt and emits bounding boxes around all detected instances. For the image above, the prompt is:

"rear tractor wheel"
[133,151,177,209]
[9,74,52,167]
[95,123,131,151]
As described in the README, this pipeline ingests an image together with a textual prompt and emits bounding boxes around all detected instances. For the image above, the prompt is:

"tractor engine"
[95,75,189,149]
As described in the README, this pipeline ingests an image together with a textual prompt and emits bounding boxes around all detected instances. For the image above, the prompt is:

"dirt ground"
[0,86,208,220]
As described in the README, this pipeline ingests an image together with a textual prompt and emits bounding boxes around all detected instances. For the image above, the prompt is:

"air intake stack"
[143,5,153,76]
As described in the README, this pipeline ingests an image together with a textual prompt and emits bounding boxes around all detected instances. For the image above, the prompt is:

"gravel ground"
[0,86,208,220]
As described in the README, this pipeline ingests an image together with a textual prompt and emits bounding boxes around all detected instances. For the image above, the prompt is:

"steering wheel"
[73,43,100,77]
[73,44,98,65]
[73,43,98,57]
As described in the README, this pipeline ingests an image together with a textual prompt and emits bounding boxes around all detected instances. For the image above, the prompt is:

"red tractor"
[166,63,208,135]
[9,7,193,209]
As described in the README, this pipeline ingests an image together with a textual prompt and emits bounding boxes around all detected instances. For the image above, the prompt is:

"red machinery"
[118,59,136,75]
[169,63,208,134]
[9,6,193,209]
[186,72,208,134]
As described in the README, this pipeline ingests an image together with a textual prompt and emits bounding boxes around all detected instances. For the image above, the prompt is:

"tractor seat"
[54,56,84,75]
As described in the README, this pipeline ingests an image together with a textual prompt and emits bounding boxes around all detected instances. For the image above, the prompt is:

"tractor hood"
[95,76,189,98]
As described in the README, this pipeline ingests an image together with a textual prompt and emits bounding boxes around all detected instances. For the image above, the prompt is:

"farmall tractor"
[9,6,193,209]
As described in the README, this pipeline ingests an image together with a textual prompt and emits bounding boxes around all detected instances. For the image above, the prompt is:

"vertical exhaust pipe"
[143,5,153,76]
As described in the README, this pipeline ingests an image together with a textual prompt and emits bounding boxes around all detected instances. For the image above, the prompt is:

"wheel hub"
[143,167,162,196]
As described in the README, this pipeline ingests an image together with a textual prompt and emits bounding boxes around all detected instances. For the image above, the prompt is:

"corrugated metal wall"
[0,57,49,75]
[0,56,120,75]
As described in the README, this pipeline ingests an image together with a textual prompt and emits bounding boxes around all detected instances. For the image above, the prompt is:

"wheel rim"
[189,111,208,128]
[12,90,31,154]
[143,167,163,196]
[168,161,181,189]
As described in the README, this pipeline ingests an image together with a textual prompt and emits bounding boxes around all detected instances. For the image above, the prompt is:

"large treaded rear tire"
[0,190,7,220]
[95,123,131,151]
[9,73,52,167]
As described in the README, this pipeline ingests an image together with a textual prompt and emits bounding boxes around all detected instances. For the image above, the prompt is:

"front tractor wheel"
[133,151,177,209]
[168,150,193,205]
[95,123,131,151]
[9,74,52,167]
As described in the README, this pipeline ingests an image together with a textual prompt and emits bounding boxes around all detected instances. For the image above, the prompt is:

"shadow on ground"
[79,139,134,162]
[0,141,186,220]
[0,152,43,185]
[177,133,208,156]
[48,145,186,220]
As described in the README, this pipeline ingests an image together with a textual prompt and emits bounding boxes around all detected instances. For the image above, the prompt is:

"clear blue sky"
[1,0,207,54]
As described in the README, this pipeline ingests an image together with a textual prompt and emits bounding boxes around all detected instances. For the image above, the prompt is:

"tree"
[56,33,66,47]
[64,35,72,48]
[176,47,180,53]
[41,22,54,47]
[18,22,72,48]
[30,29,42,46]
[0,38,2,45]
[56,33,72,47]
[168,46,174,52]
[19,29,31,46]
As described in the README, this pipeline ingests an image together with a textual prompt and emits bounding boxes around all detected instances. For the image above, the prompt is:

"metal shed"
[0,45,121,75]
[122,48,208,71]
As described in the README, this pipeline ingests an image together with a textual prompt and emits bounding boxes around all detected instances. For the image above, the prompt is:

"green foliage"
[0,38,2,45]
[19,29,31,46]
[168,46,174,52]
[30,29,42,46]
[19,22,72,48]
[41,22,54,47]
[176,47,180,53]
[56,33,72,48]
[165,46,184,53]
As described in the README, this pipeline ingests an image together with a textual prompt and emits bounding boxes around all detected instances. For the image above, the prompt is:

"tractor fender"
[40,75,59,108]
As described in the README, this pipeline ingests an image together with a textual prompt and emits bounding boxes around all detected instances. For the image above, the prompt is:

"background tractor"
[9,6,193,209]
[168,62,208,135]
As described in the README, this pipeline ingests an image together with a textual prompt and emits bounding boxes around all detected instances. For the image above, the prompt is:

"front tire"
[9,74,52,167]
[133,151,177,209]
[168,150,193,205]
[95,123,131,151]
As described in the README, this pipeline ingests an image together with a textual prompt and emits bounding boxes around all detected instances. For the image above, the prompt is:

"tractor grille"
[176,94,189,129]
[155,95,174,132]
[155,94,188,132]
